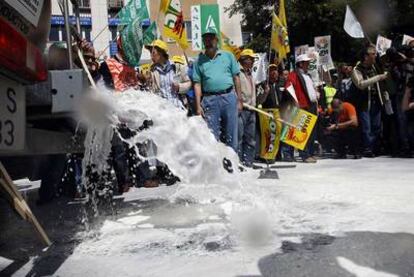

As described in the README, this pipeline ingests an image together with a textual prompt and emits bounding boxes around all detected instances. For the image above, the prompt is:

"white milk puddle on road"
[72,89,414,263]
[76,89,283,256]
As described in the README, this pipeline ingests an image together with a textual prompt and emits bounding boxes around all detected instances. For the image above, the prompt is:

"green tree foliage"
[227,0,414,63]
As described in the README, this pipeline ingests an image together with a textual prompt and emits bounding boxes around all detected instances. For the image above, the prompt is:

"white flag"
[344,5,364,38]
[252,53,268,84]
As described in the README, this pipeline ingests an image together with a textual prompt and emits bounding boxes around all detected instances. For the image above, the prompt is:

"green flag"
[143,22,158,45]
[118,0,149,26]
[121,17,143,67]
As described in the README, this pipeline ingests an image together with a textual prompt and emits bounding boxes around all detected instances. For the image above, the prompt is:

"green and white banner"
[191,4,221,51]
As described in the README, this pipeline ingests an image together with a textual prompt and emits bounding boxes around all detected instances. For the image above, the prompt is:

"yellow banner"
[259,109,282,160]
[271,12,290,59]
[279,0,287,27]
[280,107,317,151]
[161,0,189,49]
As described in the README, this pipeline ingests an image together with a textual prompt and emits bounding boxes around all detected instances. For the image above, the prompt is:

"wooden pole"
[242,103,297,128]
[0,162,52,246]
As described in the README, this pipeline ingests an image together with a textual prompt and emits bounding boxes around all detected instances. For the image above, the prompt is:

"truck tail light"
[0,17,47,82]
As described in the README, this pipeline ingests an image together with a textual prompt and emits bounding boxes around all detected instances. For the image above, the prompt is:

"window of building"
[185,21,192,41]
[49,25,67,42]
[109,26,117,41]
[81,26,92,41]
[78,0,90,8]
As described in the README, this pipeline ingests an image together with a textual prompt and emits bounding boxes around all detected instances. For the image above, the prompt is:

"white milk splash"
[78,88,277,251]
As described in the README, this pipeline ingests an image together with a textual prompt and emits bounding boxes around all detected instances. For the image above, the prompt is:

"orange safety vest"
[105,58,138,92]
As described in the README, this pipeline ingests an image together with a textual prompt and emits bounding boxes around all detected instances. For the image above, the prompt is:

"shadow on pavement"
[258,231,414,277]
[0,191,173,276]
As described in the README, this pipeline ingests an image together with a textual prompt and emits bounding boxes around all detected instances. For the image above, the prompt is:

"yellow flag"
[159,0,169,13]
[160,0,188,49]
[259,109,282,160]
[279,0,287,27]
[271,12,290,59]
[221,32,242,60]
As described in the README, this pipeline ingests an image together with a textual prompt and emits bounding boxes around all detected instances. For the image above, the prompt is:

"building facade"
[50,0,242,60]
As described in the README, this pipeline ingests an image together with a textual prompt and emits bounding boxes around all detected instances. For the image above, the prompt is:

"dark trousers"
[326,128,360,155]
[358,99,382,152]
[238,110,256,165]
[299,104,318,159]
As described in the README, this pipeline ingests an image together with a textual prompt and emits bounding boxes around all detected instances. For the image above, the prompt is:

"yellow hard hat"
[171,55,185,65]
[239,49,256,59]
[146,39,168,54]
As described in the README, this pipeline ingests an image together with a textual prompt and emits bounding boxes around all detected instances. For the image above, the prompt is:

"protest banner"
[121,17,144,66]
[159,0,188,49]
[118,0,149,26]
[314,35,334,69]
[252,53,268,84]
[402,34,414,45]
[259,109,282,160]
[307,47,321,85]
[191,4,221,51]
[280,107,317,150]
[294,44,309,59]
[376,35,392,56]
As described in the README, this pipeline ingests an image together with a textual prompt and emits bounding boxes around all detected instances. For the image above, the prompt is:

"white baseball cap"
[296,54,312,63]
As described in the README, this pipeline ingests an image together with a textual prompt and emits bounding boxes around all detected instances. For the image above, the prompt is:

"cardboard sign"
[402,34,414,45]
[376,35,392,56]
[307,47,321,85]
[259,109,282,160]
[4,0,44,27]
[191,4,221,51]
[280,107,317,150]
[252,53,268,84]
[314,36,330,65]
[294,44,309,59]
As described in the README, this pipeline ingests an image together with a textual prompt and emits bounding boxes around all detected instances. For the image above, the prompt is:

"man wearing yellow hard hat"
[237,49,257,167]
[145,39,191,108]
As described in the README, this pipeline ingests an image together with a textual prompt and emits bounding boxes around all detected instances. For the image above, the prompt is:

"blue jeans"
[359,100,382,151]
[202,92,238,151]
[238,110,256,165]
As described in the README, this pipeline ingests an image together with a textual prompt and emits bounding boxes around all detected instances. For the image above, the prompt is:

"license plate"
[0,76,25,151]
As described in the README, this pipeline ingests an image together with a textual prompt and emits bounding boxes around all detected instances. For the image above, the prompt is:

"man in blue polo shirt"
[193,28,243,151]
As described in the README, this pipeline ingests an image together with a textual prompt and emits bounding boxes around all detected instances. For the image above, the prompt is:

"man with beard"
[193,28,242,151]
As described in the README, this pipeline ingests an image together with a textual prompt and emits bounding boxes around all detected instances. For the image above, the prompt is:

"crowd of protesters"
[37,28,414,204]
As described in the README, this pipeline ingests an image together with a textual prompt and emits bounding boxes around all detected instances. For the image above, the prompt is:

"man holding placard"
[285,54,319,163]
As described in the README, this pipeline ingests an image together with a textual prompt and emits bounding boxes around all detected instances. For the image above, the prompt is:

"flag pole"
[243,103,296,128]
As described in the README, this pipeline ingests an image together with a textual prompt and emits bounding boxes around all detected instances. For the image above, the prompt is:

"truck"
[0,0,87,203]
